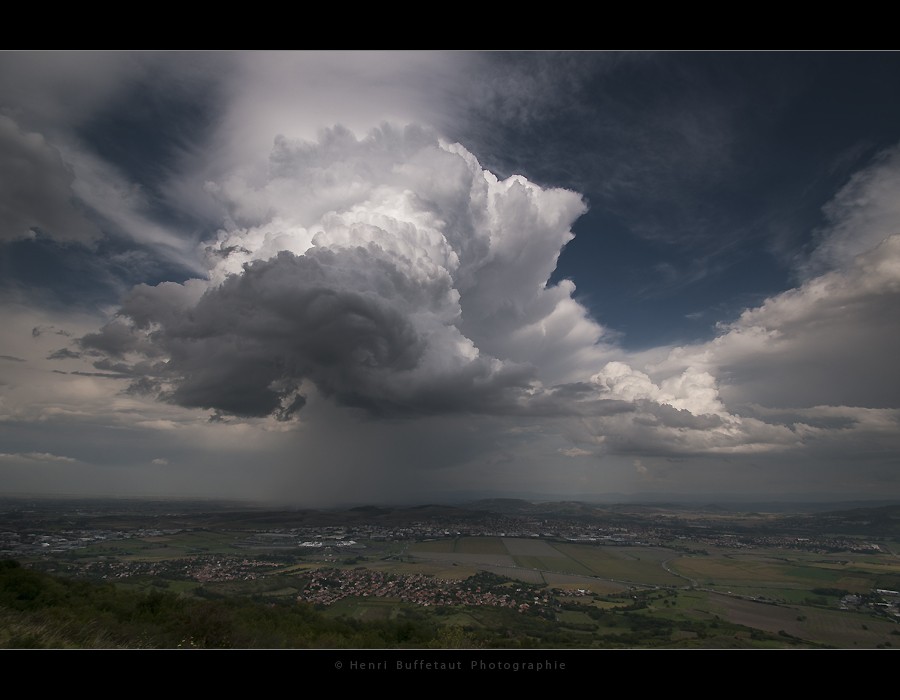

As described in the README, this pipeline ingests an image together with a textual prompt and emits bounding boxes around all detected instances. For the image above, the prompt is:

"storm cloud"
[79,126,608,420]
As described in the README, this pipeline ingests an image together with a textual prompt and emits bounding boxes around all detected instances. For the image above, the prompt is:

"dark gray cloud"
[70,371,128,379]
[0,115,100,244]
[79,319,160,359]
[123,376,162,397]
[81,247,538,419]
[47,348,80,360]
[32,325,71,337]
[633,401,725,431]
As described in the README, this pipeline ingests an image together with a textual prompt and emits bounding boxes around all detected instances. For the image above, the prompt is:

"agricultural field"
[410,538,688,586]
[670,549,900,598]
[502,538,560,556]
[66,530,247,561]
[479,565,545,584]
[322,596,413,622]
[551,543,685,586]
[703,592,899,648]
[542,573,626,594]
[408,551,517,568]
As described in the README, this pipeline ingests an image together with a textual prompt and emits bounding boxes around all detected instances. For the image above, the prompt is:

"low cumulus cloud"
[559,447,592,458]
[32,325,71,338]
[804,143,900,277]
[47,348,81,360]
[0,451,78,463]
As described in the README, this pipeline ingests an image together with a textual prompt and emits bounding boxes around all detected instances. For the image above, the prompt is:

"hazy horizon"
[2,52,900,506]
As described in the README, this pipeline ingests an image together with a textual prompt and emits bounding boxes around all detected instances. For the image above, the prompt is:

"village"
[297,568,554,613]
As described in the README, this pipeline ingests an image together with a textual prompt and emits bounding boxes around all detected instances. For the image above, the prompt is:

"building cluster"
[672,530,883,554]
[0,527,181,557]
[840,589,900,618]
[69,555,282,583]
[182,557,282,582]
[238,520,884,556]
[298,567,550,613]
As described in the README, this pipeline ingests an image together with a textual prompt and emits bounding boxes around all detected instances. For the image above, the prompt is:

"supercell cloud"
[79,125,608,420]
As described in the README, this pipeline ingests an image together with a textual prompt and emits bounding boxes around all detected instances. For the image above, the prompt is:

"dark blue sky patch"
[77,69,219,194]
[0,232,198,311]
[450,52,900,350]
[75,64,224,239]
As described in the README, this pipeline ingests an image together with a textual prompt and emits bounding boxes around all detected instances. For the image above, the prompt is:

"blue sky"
[1,51,899,504]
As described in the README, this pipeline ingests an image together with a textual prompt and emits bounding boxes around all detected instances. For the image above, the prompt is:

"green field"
[323,596,411,622]
[552,544,684,585]
[409,538,687,586]
[455,537,509,555]
[415,537,509,555]
[541,573,626,593]
[669,551,899,594]
[704,592,899,648]
[69,530,246,561]
[413,539,456,553]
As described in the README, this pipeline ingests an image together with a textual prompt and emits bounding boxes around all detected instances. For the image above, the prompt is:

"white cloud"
[805,143,900,277]
[62,144,207,274]
[0,451,77,463]
[212,52,464,170]
[559,447,592,458]
[592,361,728,417]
